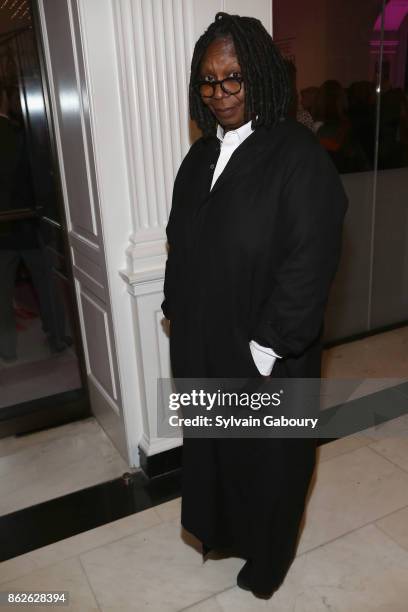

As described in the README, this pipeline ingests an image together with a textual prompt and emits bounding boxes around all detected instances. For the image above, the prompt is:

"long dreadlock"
[189,12,291,138]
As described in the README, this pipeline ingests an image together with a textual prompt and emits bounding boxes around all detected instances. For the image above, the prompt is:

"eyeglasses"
[194,76,244,98]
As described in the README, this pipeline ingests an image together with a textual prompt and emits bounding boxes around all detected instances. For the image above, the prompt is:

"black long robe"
[162,117,348,593]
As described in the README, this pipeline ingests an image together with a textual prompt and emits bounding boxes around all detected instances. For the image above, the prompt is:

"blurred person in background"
[346,80,376,169]
[284,59,314,130]
[0,83,70,361]
[300,86,319,118]
[378,83,408,169]
[312,79,369,173]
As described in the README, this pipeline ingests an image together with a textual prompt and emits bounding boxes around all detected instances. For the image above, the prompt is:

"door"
[0,4,90,436]
[35,0,128,459]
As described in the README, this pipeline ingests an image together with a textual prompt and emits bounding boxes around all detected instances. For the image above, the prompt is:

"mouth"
[213,106,236,116]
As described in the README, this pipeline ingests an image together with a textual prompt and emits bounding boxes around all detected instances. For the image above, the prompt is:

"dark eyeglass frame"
[194,76,244,98]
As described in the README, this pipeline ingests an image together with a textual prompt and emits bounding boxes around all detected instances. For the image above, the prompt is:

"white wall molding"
[113,0,195,286]
[122,235,168,284]
[120,248,167,285]
[139,433,181,457]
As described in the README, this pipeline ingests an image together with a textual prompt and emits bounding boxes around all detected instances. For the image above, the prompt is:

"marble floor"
[0,327,407,610]
[1,418,408,611]
[322,325,408,379]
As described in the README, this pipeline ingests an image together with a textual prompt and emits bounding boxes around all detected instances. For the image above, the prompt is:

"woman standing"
[162,13,348,599]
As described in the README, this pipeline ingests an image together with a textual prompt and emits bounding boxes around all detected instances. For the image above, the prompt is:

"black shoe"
[237,561,277,599]
[236,560,252,591]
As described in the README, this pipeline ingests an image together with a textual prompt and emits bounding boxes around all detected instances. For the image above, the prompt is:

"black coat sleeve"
[161,138,204,320]
[161,151,185,320]
[161,195,178,320]
[161,255,172,320]
[252,139,348,358]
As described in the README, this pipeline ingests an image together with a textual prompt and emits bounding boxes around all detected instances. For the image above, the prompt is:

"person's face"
[198,37,246,131]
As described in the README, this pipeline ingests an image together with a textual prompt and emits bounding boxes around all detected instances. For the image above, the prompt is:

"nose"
[212,82,228,99]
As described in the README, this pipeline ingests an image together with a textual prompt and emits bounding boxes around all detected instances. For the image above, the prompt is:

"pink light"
[374,0,408,31]
[369,39,400,46]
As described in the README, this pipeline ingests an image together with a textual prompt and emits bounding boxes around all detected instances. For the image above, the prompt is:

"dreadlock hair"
[189,12,291,138]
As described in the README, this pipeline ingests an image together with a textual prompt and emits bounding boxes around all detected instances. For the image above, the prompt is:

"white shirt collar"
[216,118,254,143]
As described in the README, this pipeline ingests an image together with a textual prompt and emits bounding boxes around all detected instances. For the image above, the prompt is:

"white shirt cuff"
[249,340,282,376]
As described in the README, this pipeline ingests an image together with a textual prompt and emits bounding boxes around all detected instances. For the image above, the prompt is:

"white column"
[114,0,194,283]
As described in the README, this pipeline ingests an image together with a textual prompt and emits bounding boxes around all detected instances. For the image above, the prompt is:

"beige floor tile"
[183,524,408,611]
[368,437,408,473]
[0,555,40,588]
[322,326,408,379]
[80,519,243,612]
[317,434,371,462]
[0,557,99,611]
[376,505,408,552]
[0,418,97,459]
[154,497,181,522]
[365,413,408,472]
[0,507,161,585]
[297,445,408,554]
